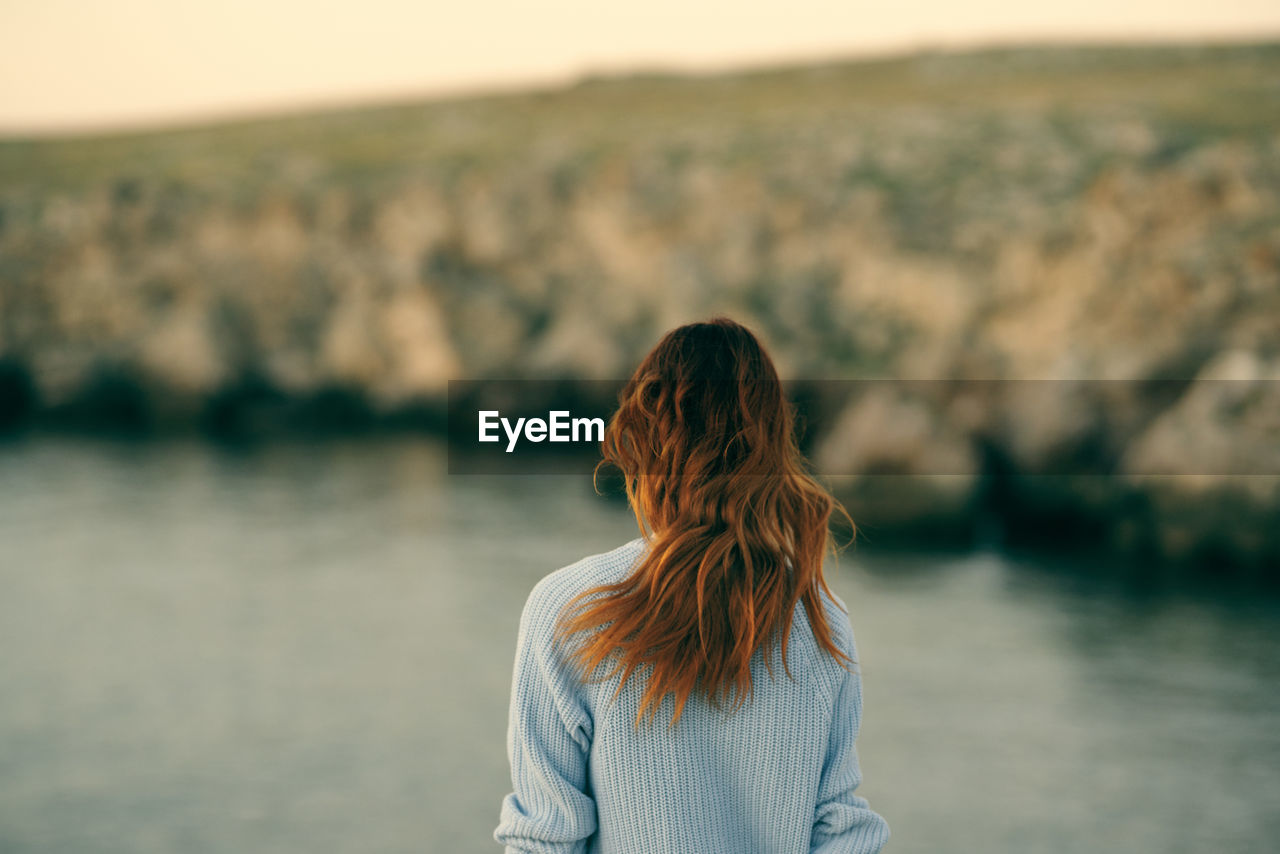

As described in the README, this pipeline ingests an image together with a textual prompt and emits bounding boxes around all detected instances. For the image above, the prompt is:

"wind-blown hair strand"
[555,317,855,728]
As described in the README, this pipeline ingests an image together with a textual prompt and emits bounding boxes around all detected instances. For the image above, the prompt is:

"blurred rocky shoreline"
[1,43,1277,578]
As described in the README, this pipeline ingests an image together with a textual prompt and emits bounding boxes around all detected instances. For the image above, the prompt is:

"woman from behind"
[495,317,890,853]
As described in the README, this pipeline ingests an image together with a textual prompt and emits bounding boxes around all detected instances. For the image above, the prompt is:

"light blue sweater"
[495,538,890,853]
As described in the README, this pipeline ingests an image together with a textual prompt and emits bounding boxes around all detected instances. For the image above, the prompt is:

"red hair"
[555,317,854,727]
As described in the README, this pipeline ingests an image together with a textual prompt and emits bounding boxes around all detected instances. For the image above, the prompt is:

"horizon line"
[2,31,1276,142]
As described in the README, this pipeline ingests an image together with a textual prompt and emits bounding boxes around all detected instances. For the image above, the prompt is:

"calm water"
[1,438,1277,854]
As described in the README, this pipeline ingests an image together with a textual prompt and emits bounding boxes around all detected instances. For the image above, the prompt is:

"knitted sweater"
[495,538,890,853]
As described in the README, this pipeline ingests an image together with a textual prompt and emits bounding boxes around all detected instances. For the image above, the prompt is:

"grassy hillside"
[2,41,1276,192]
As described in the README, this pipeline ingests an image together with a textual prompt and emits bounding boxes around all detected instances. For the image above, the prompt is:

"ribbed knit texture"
[495,538,890,854]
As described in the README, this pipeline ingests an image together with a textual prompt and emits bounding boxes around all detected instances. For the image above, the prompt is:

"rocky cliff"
[1,43,1277,575]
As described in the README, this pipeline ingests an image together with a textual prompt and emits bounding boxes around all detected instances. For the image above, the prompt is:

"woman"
[495,318,890,853]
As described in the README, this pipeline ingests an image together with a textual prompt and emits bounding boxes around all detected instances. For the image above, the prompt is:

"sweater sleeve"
[495,582,598,854]
[810,658,891,853]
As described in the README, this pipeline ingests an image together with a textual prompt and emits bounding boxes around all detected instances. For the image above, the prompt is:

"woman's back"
[495,318,888,853]
[495,538,890,854]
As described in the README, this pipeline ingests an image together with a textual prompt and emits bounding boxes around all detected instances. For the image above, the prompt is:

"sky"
[1,0,1277,133]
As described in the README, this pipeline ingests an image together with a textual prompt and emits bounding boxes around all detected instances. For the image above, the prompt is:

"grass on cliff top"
[1,40,1278,194]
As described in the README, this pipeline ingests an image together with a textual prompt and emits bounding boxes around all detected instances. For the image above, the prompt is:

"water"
[1,438,1277,853]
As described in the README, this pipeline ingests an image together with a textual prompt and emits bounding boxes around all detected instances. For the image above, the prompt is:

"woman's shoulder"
[521,537,647,630]
[784,583,860,687]
[815,585,857,659]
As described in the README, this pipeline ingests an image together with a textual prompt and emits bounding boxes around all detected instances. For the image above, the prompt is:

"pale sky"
[1,0,1277,133]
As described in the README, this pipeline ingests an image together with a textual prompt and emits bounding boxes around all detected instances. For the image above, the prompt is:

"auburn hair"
[554,317,855,728]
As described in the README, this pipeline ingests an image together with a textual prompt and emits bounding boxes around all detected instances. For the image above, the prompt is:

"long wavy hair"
[554,317,855,728]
